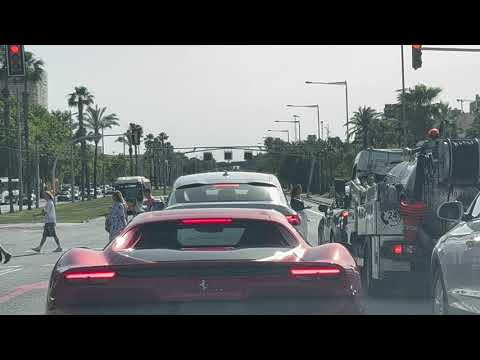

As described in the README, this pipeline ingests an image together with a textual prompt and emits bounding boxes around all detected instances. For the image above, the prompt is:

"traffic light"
[5,45,26,76]
[203,152,213,161]
[224,151,232,161]
[412,45,422,70]
[244,151,253,160]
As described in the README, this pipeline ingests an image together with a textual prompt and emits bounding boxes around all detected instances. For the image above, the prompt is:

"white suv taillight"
[286,214,301,225]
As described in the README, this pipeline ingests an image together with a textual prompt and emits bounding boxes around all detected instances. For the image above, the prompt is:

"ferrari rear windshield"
[170,183,284,204]
[133,220,297,250]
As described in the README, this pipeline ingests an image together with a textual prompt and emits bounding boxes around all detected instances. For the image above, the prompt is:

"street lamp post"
[293,115,301,142]
[274,120,299,143]
[457,98,475,113]
[267,129,290,143]
[286,104,321,140]
[305,80,350,143]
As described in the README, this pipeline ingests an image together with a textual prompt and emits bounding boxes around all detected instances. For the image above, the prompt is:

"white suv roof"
[172,171,281,189]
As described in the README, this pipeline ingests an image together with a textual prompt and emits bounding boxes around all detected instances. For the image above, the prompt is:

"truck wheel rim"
[433,277,445,315]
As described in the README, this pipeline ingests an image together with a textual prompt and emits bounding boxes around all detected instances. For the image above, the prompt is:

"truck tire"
[362,239,381,296]
[431,266,448,315]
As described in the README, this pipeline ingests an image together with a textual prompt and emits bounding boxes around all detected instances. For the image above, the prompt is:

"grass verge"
[0,197,112,224]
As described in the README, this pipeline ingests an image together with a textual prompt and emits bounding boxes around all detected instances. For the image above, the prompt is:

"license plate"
[382,259,411,272]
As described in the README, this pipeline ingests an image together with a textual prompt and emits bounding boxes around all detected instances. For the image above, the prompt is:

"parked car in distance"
[57,192,72,202]
[17,193,37,206]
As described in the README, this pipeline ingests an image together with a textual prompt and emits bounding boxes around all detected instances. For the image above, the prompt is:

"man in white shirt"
[32,191,62,253]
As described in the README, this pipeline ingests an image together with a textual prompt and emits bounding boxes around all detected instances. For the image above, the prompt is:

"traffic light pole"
[401,45,407,146]
[2,72,14,213]
[421,47,480,52]
[23,79,31,210]
[16,85,23,211]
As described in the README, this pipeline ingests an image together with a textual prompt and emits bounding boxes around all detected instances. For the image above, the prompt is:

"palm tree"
[114,136,128,176]
[347,106,381,150]
[433,102,461,138]
[85,105,119,198]
[397,84,442,143]
[144,133,156,182]
[115,135,127,156]
[67,86,94,200]
[128,123,143,175]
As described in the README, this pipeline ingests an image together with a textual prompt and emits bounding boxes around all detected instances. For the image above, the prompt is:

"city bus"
[114,176,152,215]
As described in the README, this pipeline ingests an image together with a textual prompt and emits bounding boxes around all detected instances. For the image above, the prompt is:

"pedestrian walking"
[107,191,128,242]
[144,188,155,212]
[32,191,62,253]
[290,184,312,240]
[0,245,12,264]
[134,189,145,216]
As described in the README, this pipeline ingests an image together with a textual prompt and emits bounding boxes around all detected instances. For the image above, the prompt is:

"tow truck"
[320,133,480,295]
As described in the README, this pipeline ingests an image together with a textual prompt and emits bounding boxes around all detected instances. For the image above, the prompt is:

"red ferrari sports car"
[46,208,364,314]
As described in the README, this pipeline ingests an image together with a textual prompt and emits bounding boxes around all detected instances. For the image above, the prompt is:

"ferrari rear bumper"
[47,296,364,315]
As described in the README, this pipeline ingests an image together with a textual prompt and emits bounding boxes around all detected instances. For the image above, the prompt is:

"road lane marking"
[0,280,48,304]
[0,268,23,277]
[42,264,56,267]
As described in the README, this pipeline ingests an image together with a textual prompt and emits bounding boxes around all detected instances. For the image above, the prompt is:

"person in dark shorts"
[32,191,62,253]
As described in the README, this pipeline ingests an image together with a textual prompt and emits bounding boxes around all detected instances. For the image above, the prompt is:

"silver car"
[166,171,303,229]
[431,194,480,314]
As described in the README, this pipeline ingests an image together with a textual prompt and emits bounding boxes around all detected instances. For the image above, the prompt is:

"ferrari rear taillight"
[65,271,116,280]
[181,218,233,225]
[290,267,341,276]
[286,214,301,225]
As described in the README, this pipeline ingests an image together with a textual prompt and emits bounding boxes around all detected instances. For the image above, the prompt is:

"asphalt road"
[0,206,431,315]
[302,200,431,315]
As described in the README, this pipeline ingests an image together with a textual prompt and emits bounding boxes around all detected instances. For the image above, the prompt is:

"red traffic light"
[5,44,26,76]
[412,45,423,70]
[9,45,20,54]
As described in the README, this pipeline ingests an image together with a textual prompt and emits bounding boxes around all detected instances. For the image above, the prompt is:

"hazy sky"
[28,45,480,160]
